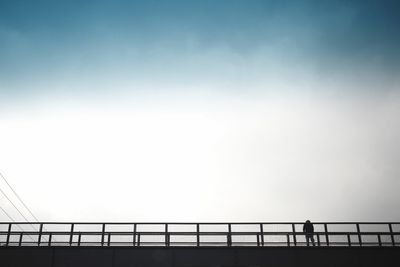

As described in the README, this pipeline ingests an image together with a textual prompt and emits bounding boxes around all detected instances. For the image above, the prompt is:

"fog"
[1,90,399,222]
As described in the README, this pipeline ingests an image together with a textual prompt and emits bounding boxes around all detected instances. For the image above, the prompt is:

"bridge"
[1,222,399,266]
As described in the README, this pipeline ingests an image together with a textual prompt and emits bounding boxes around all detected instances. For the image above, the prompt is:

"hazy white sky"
[1,0,400,223]
[1,89,400,222]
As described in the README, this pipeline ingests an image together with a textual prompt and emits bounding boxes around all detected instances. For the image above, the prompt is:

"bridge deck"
[1,246,400,267]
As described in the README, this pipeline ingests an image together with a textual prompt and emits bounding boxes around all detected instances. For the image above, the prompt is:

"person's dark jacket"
[303,222,314,234]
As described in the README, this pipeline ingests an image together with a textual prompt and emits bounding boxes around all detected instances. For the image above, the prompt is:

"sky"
[0,0,400,223]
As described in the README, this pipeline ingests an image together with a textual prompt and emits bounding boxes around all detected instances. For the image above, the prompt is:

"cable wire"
[0,205,15,222]
[0,172,49,242]
[0,186,33,223]
[0,204,35,242]
[0,172,42,223]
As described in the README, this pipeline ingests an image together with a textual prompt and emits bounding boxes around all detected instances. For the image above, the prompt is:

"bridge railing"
[0,222,399,247]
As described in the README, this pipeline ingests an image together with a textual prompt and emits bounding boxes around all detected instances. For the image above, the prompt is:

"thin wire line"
[0,172,51,242]
[0,172,49,242]
[0,205,35,242]
[0,186,33,223]
[0,205,15,222]
[0,172,41,222]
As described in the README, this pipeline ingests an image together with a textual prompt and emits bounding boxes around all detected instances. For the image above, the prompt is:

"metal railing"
[0,222,399,247]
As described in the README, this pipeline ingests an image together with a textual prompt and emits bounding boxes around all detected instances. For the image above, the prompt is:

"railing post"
[196,224,200,247]
[78,232,81,246]
[48,233,52,246]
[257,234,260,247]
[389,223,395,246]
[38,223,43,246]
[133,224,137,246]
[378,234,382,247]
[292,224,297,246]
[356,223,362,246]
[101,223,105,246]
[317,233,321,246]
[324,224,329,246]
[107,232,111,246]
[347,234,351,247]
[165,224,169,247]
[287,234,290,247]
[19,233,23,246]
[69,223,74,246]
[137,233,141,247]
[227,223,232,247]
[260,224,264,246]
[6,223,11,246]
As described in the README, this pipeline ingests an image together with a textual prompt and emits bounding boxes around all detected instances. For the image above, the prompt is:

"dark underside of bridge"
[1,247,399,267]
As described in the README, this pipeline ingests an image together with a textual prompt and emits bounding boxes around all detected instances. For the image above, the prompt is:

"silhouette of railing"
[0,222,399,247]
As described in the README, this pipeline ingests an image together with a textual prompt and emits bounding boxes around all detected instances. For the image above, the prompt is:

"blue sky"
[0,1,400,222]
[1,0,399,101]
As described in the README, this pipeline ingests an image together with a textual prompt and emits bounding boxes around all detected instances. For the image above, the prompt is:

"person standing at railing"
[303,220,315,246]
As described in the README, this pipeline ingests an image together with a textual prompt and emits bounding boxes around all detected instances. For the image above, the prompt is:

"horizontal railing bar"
[1,231,399,235]
[3,241,391,246]
[1,222,399,225]
[3,243,394,246]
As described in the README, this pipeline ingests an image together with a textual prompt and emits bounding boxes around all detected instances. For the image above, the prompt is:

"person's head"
[306,220,311,223]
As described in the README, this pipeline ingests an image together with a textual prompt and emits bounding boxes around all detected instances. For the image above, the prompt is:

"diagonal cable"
[0,186,33,223]
[0,172,49,242]
[0,205,35,242]
[0,205,15,222]
[0,172,42,222]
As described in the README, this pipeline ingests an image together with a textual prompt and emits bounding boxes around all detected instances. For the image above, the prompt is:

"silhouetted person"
[303,220,315,246]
